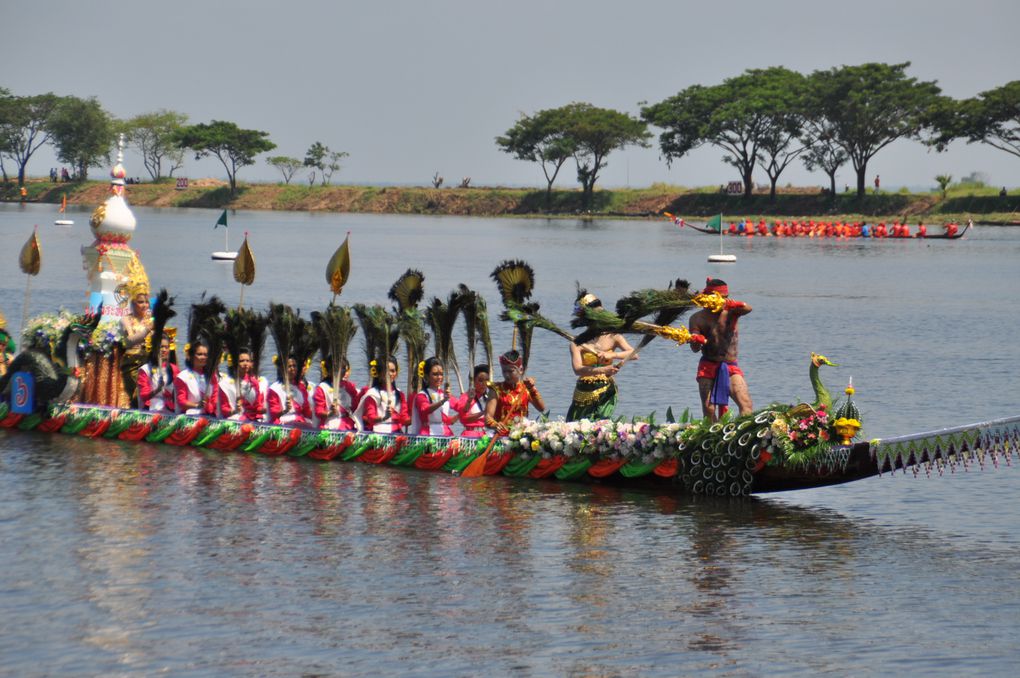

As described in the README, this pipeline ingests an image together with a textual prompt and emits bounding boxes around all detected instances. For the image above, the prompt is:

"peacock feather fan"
[147,288,176,366]
[570,305,628,345]
[222,308,252,378]
[186,293,226,350]
[457,284,493,373]
[245,310,270,376]
[615,278,694,349]
[268,302,301,383]
[310,305,359,385]
[425,291,466,388]
[490,260,535,306]
[353,304,400,385]
[187,293,226,381]
[388,269,425,314]
[398,308,429,394]
[291,314,320,383]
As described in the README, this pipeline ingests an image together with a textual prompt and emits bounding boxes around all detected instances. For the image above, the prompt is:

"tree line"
[3,63,1018,201]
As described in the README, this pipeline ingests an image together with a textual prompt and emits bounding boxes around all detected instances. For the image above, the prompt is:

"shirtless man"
[689,278,753,421]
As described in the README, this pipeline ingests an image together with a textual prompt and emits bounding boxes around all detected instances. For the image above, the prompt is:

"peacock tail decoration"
[291,314,320,384]
[615,278,696,350]
[245,310,270,377]
[187,294,226,381]
[221,309,245,378]
[457,283,493,374]
[147,288,176,366]
[398,312,429,395]
[353,304,400,388]
[571,302,700,349]
[268,303,301,384]
[388,269,427,393]
[425,290,466,390]
[310,305,359,386]
[490,260,542,371]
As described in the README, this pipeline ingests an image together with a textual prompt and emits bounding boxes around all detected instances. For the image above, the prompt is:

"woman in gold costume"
[565,290,636,422]
[120,285,153,404]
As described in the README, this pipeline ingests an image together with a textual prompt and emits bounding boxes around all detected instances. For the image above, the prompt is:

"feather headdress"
[268,302,301,384]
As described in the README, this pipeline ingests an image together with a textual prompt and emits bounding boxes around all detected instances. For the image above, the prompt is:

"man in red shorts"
[689,278,753,421]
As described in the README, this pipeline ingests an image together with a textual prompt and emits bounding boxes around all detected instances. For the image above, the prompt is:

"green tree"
[932,81,1020,161]
[174,120,275,195]
[642,67,806,199]
[266,155,304,184]
[935,174,953,199]
[124,109,188,180]
[801,120,849,197]
[807,62,943,197]
[303,142,349,186]
[560,102,650,207]
[48,96,116,180]
[0,91,61,186]
[496,108,577,204]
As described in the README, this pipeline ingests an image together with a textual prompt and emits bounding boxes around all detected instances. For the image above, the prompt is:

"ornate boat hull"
[2,401,1016,496]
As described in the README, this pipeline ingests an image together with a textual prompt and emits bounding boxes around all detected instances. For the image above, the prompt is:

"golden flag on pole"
[326,231,352,301]
[19,227,41,276]
[233,231,256,309]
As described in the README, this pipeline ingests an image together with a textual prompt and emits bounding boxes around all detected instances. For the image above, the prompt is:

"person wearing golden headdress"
[565,290,636,422]
[120,282,154,404]
[0,310,15,379]
[484,350,546,435]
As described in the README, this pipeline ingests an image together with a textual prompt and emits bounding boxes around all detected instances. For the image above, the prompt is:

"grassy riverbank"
[5,178,1019,224]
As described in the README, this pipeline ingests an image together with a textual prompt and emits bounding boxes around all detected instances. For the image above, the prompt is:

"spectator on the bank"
[1000,187,1008,197]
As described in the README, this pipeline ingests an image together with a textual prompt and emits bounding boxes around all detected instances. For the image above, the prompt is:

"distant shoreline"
[4,178,1019,224]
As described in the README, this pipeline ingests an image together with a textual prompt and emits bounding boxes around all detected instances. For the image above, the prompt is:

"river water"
[1,203,1019,676]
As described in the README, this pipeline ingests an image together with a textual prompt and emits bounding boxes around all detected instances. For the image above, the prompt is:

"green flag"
[705,214,722,232]
[214,210,228,229]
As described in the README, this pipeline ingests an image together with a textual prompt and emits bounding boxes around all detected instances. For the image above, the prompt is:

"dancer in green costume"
[565,290,636,421]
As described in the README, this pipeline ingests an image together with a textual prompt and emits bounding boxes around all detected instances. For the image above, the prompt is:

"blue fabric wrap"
[710,362,731,406]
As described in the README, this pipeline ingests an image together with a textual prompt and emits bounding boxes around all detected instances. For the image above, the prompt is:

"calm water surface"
[1,203,1019,676]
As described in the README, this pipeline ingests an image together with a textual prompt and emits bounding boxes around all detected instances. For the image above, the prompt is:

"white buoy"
[211,251,238,261]
[708,215,736,262]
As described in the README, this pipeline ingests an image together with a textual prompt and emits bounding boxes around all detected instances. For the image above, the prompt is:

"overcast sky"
[5,0,1018,190]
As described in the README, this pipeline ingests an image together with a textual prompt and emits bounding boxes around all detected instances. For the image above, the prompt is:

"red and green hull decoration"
[1,401,1017,495]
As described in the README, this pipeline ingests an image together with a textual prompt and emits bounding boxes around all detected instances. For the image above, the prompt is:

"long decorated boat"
[673,215,972,240]
[1,399,1017,496]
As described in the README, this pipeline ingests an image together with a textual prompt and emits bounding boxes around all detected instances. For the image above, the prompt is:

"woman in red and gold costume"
[137,332,178,412]
[174,339,212,415]
[267,355,313,426]
[484,350,546,435]
[455,364,491,437]
[412,356,459,436]
[313,357,359,430]
[210,348,264,421]
[355,357,411,433]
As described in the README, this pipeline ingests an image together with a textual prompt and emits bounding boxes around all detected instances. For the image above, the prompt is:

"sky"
[4,0,1019,191]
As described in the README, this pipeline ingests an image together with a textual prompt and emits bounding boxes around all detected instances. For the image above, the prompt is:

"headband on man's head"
[703,277,729,296]
[498,351,523,369]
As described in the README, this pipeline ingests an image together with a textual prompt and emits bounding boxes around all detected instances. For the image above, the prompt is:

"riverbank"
[5,178,1019,223]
